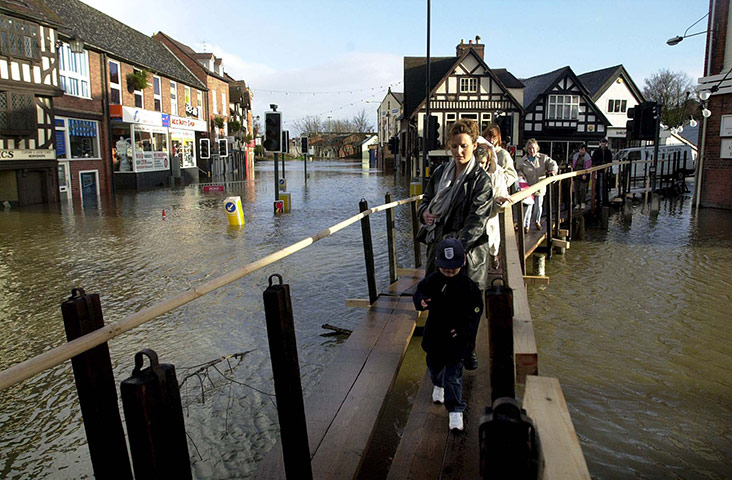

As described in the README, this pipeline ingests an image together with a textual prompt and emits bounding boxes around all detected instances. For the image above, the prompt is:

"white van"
[613,144,695,181]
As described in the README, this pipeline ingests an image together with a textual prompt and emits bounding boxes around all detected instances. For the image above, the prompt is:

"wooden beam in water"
[558,229,570,237]
[346,299,372,308]
[523,376,591,480]
[552,238,570,249]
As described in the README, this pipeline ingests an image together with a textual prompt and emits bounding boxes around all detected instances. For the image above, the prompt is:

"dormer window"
[0,15,40,61]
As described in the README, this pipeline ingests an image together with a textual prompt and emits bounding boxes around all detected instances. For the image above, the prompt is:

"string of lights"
[251,80,402,96]
[282,91,386,126]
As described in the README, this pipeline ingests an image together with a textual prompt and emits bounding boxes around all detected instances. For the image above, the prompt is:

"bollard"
[480,279,540,479]
[120,349,191,480]
[263,275,313,480]
[359,199,378,304]
[532,253,546,277]
[61,288,133,480]
[224,196,245,226]
[601,206,610,230]
[385,193,398,284]
[410,200,422,268]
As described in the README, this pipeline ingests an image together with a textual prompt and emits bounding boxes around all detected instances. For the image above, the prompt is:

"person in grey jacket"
[418,119,494,290]
[517,138,558,230]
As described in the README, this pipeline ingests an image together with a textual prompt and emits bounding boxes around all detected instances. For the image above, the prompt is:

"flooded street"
[1,163,731,479]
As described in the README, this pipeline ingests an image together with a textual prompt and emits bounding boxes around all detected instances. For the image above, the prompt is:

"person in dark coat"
[592,138,613,206]
[413,238,483,432]
[418,119,493,290]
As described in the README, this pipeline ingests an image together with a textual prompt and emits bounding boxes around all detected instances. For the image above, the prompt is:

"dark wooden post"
[410,199,422,268]
[546,183,553,260]
[359,199,378,304]
[567,177,574,242]
[555,178,562,236]
[515,202,526,275]
[61,288,133,480]
[263,275,313,480]
[385,193,398,284]
[486,280,515,402]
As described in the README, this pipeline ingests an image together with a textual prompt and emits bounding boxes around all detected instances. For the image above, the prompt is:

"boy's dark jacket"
[413,270,483,362]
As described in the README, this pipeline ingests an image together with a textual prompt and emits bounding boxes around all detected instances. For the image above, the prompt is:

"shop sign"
[721,139,732,159]
[0,149,56,160]
[170,115,207,131]
[720,115,732,137]
[153,151,169,169]
[185,103,199,118]
[162,114,170,128]
[608,128,626,138]
[115,106,164,126]
[135,151,154,171]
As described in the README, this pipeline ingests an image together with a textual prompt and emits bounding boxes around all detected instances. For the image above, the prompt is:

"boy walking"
[413,238,483,431]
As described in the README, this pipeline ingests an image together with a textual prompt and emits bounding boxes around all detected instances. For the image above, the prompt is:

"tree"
[292,115,324,136]
[351,109,374,132]
[642,69,697,128]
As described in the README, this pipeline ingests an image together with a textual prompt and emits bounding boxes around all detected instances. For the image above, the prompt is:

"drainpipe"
[101,52,115,195]
[694,0,716,210]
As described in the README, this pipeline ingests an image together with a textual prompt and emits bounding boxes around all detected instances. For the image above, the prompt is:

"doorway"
[79,170,99,207]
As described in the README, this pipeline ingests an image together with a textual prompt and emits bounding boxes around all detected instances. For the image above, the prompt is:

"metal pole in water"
[385,193,398,284]
[262,275,313,480]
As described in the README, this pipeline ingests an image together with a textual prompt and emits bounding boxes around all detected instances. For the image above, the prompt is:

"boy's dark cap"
[434,238,465,268]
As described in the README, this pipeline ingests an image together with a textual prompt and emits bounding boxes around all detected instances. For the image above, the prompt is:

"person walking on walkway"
[475,137,510,270]
[418,119,494,289]
[482,124,518,191]
[592,138,612,206]
[413,238,483,432]
[572,144,592,209]
[517,138,558,230]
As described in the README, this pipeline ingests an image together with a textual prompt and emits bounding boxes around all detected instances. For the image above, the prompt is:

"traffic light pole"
[651,105,660,193]
[274,153,279,203]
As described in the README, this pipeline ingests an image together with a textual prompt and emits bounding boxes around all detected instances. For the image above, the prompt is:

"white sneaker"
[432,386,444,404]
[449,412,463,431]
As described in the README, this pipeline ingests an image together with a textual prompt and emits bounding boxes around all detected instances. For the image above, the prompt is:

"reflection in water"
[529,197,732,480]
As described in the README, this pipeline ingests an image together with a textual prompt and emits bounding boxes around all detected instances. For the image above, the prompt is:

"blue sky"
[84,0,707,132]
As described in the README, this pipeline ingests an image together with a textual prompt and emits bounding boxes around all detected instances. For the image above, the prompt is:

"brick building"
[697,0,732,209]
[44,0,208,194]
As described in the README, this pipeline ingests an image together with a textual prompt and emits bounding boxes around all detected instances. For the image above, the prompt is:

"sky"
[83,0,708,134]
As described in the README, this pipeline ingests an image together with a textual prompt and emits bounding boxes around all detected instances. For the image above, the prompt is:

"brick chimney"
[456,35,484,60]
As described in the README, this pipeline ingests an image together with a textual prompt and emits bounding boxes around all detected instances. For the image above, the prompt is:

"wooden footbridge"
[0,158,670,478]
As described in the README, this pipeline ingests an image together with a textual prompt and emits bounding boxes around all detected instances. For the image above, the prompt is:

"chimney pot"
[469,39,473,44]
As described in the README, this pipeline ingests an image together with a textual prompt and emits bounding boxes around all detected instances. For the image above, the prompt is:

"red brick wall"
[705,0,729,76]
[55,50,104,114]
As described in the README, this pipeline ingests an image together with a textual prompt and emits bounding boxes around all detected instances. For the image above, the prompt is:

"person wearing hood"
[418,118,494,290]
[517,138,558,230]
[475,136,511,270]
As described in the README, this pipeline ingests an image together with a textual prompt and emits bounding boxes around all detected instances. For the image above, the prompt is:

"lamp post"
[666,13,709,45]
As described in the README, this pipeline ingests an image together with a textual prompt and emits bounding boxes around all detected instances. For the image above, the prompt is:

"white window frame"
[547,94,579,120]
[212,88,218,114]
[133,69,144,109]
[184,85,191,105]
[58,43,91,99]
[459,77,478,93]
[58,161,70,198]
[170,81,178,116]
[221,92,226,116]
[55,116,102,160]
[153,75,162,112]
[109,60,121,105]
[196,90,203,119]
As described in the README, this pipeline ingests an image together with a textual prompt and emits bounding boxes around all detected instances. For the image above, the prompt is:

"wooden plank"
[558,228,570,237]
[385,372,449,480]
[396,267,421,277]
[254,295,412,479]
[310,296,417,479]
[345,298,372,308]
[524,275,550,286]
[383,269,424,297]
[523,376,591,480]
[552,238,570,249]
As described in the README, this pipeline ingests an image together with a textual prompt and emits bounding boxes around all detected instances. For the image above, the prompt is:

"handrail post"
[555,178,562,236]
[385,193,398,284]
[516,202,526,275]
[359,199,378,304]
[546,182,553,260]
[410,200,422,268]
[263,275,313,480]
[568,176,574,241]
[61,288,133,480]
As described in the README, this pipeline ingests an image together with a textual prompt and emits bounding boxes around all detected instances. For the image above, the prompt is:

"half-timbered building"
[522,66,611,165]
[0,1,62,207]
[376,87,403,171]
[402,37,524,177]
[578,64,645,151]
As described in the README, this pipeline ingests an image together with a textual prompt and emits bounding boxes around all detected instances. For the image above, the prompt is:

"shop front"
[169,115,206,184]
[110,105,171,190]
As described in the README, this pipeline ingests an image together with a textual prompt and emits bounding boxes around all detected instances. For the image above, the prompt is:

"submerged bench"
[254,271,423,480]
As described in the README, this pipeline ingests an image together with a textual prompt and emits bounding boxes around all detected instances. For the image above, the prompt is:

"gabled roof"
[0,0,62,27]
[404,56,456,119]
[154,31,230,83]
[492,68,524,89]
[678,124,699,146]
[40,0,204,89]
[577,64,645,103]
[392,91,404,103]
[521,66,569,110]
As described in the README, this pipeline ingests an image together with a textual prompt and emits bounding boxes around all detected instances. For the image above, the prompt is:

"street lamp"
[666,13,709,45]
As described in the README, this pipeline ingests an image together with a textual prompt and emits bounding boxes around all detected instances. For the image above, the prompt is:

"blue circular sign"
[225,202,236,213]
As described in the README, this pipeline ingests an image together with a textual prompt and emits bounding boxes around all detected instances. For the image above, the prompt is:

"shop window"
[68,119,99,158]
[59,43,90,98]
[0,91,36,135]
[0,14,40,60]
[109,60,121,105]
[153,76,161,111]
[547,94,579,120]
[170,81,178,116]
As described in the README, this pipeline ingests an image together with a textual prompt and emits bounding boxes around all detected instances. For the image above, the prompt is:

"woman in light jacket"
[482,124,517,190]
[475,137,510,270]
[517,138,558,232]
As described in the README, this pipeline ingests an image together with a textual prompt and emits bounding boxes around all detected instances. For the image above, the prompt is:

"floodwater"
[0,162,731,479]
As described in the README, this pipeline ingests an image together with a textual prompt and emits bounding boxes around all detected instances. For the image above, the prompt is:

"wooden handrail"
[0,195,423,392]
